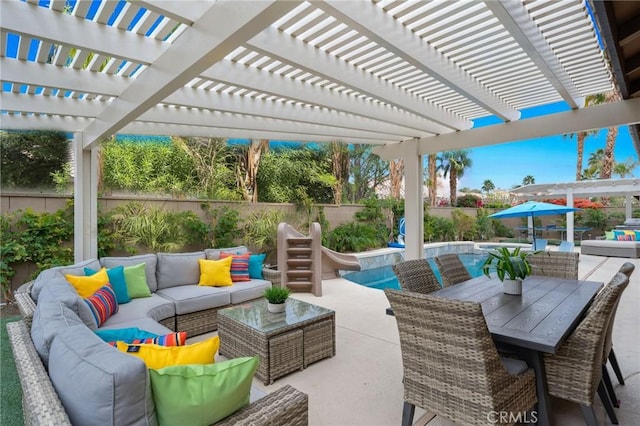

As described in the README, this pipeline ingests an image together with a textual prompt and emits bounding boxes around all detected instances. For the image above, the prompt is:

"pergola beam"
[314,0,521,122]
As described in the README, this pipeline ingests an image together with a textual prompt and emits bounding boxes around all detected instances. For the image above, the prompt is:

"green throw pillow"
[149,356,259,426]
[605,230,615,240]
[123,263,152,298]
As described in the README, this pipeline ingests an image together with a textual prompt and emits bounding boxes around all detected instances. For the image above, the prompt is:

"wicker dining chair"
[544,272,629,426]
[528,251,579,279]
[385,289,537,426]
[391,259,441,294]
[434,253,471,287]
[601,262,635,406]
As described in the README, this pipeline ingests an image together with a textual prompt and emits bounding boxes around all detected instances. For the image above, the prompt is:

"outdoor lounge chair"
[391,259,441,294]
[558,241,575,252]
[385,289,537,426]
[533,238,548,251]
[544,272,629,426]
[528,251,579,279]
[434,253,471,287]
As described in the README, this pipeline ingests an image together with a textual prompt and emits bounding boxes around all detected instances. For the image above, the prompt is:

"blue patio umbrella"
[489,201,581,245]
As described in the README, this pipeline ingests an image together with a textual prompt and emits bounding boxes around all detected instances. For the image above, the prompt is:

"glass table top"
[219,298,334,334]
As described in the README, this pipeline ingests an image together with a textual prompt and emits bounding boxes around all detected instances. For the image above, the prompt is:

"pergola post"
[625,194,633,220]
[73,132,98,262]
[566,188,574,243]
[403,147,424,260]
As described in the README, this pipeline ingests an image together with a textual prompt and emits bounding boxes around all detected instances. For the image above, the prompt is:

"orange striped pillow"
[219,252,251,282]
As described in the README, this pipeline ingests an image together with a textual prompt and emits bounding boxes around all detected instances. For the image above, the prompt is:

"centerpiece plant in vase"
[263,286,291,313]
[481,247,533,295]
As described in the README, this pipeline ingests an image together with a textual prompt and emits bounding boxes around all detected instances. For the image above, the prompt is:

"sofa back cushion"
[101,254,158,292]
[49,325,156,426]
[31,300,85,366]
[31,259,102,302]
[205,246,249,260]
[156,252,205,289]
[36,278,99,331]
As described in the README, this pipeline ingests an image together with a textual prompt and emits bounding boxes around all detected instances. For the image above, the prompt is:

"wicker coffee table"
[218,298,335,385]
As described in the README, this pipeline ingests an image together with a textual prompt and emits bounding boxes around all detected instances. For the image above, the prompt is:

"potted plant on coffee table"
[481,247,533,295]
[263,286,291,313]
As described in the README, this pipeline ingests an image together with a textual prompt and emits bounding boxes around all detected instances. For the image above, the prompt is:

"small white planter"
[267,302,286,313]
[503,279,523,295]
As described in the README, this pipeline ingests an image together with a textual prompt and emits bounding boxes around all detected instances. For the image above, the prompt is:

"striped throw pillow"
[108,332,187,347]
[219,252,251,282]
[616,234,634,241]
[84,284,118,327]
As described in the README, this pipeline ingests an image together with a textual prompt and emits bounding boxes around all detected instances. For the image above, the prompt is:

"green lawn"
[1,317,24,426]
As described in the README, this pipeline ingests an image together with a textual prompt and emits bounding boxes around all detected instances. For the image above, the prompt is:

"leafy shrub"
[242,209,285,262]
[456,194,481,208]
[205,206,241,248]
[325,222,385,252]
[474,209,495,241]
[491,219,514,238]
[451,209,476,240]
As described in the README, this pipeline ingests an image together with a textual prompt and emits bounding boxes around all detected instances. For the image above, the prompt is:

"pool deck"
[194,249,640,425]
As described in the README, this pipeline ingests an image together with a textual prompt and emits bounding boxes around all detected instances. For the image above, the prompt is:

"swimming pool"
[342,253,488,290]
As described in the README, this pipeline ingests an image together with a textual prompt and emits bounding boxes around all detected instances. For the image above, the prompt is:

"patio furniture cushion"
[198,257,233,287]
[98,294,175,327]
[36,278,98,330]
[249,253,266,279]
[156,285,230,315]
[95,327,159,343]
[149,356,259,426]
[31,300,85,366]
[85,266,130,304]
[116,336,219,370]
[225,279,272,304]
[220,252,251,282]
[48,325,156,426]
[83,284,119,327]
[99,317,175,336]
[205,246,249,260]
[156,252,205,289]
[106,332,187,347]
[101,254,158,292]
[31,258,102,301]
[123,263,152,299]
[65,268,110,298]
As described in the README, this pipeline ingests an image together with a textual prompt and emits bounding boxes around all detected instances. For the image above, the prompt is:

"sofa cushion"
[149,356,259,426]
[101,254,158,292]
[85,265,130,304]
[99,294,175,327]
[48,325,156,426]
[31,258,102,302]
[99,316,175,336]
[156,285,231,315]
[31,300,85,366]
[226,279,272,304]
[95,327,159,343]
[205,246,249,260]
[157,251,205,289]
[36,278,98,331]
[116,336,219,370]
[123,263,152,299]
[198,257,233,287]
[220,252,251,282]
[83,284,119,327]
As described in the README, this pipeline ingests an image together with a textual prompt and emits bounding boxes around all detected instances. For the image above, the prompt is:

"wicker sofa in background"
[9,247,309,426]
[580,240,640,258]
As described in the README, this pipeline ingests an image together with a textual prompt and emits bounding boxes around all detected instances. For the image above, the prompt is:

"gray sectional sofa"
[9,246,309,426]
[580,239,640,258]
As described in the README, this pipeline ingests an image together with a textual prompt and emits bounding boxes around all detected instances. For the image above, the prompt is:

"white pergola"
[1,0,639,261]
[512,178,640,242]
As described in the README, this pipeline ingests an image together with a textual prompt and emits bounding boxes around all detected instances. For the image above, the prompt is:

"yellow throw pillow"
[198,257,233,287]
[65,268,110,298]
[116,336,220,370]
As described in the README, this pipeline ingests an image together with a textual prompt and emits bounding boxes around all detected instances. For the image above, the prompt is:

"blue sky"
[459,101,639,190]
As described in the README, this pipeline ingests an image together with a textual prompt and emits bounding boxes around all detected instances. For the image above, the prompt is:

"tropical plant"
[475,209,495,241]
[600,91,621,179]
[328,141,350,204]
[325,222,384,252]
[482,247,534,281]
[345,144,388,203]
[613,158,638,178]
[563,93,604,180]
[242,209,286,262]
[203,206,241,248]
[481,179,495,194]
[438,150,472,206]
[522,175,535,186]
[456,194,481,208]
[451,209,476,241]
[230,139,270,202]
[389,158,404,200]
[263,286,291,304]
[427,153,438,206]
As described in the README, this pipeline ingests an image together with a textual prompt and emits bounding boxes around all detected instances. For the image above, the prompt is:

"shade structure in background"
[489,201,581,246]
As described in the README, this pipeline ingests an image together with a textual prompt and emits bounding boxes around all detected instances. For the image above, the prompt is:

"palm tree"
[481,179,495,194]
[389,158,404,200]
[601,91,621,179]
[427,154,437,206]
[438,150,472,206]
[522,175,535,186]
[584,148,605,178]
[613,159,638,178]
[563,94,605,180]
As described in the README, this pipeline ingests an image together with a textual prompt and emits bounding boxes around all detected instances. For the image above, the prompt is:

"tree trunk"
[449,169,457,206]
[331,141,349,205]
[246,139,268,202]
[428,154,437,206]
[390,158,404,199]
[576,132,585,181]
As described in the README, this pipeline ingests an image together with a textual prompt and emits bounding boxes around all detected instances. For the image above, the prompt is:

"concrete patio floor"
[196,250,639,425]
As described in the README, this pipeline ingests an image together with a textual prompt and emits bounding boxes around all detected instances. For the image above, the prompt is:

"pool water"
[343,253,488,290]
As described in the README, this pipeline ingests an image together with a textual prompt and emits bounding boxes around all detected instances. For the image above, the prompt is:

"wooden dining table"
[428,275,603,426]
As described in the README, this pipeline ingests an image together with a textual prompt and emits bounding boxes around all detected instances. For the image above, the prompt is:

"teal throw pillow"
[150,356,259,426]
[635,230,640,241]
[123,263,152,298]
[94,327,159,344]
[85,266,130,304]
[248,254,266,279]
